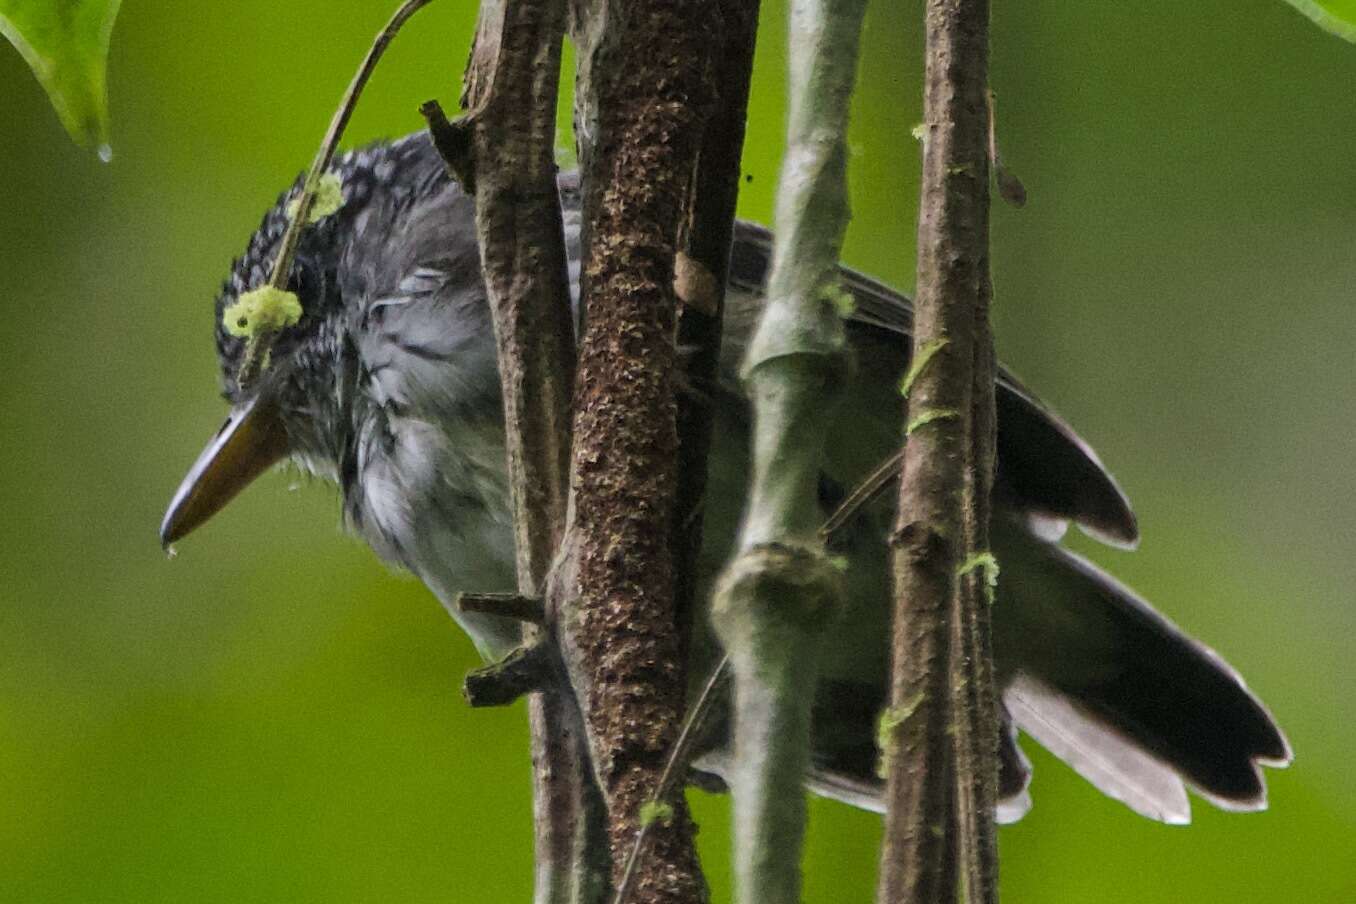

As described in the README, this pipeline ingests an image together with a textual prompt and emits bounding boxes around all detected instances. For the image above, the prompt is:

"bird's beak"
[160,391,291,548]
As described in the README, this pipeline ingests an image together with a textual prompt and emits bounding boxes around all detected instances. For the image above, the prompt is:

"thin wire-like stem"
[819,448,904,539]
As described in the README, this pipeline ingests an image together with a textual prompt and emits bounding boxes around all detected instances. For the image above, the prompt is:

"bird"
[161,131,1290,825]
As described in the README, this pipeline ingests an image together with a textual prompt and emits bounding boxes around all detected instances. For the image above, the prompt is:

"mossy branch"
[876,0,1001,901]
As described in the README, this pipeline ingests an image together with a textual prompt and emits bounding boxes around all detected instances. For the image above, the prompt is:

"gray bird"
[162,132,1290,824]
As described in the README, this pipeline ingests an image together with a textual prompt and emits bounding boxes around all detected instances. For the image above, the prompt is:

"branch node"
[463,643,551,708]
[454,591,545,625]
[419,99,477,194]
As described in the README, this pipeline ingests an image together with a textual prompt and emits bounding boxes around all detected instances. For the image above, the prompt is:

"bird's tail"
[994,530,1292,823]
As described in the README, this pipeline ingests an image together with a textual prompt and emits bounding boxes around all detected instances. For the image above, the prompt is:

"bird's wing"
[727,219,1139,548]
[339,144,501,425]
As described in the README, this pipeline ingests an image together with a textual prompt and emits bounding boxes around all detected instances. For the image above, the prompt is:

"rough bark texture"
[561,3,718,902]
[459,4,609,902]
[708,1,865,901]
[877,0,998,902]
[610,5,761,899]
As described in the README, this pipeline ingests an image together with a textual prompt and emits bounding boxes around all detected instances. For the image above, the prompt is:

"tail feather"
[1006,673,1191,823]
[995,528,1291,819]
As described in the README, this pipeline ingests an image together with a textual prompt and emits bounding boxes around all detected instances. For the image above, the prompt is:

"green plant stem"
[709,1,866,901]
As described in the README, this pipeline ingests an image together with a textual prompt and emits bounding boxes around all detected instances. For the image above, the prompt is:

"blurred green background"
[2,0,1353,900]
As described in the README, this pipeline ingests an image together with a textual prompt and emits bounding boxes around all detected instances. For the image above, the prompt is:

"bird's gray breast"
[344,265,521,657]
[348,395,520,658]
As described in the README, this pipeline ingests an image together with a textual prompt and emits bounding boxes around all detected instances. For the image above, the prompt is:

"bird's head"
[160,149,388,549]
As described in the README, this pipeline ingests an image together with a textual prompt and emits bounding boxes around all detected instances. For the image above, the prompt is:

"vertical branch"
[672,0,762,671]
[610,12,760,893]
[709,0,866,902]
[956,257,1000,900]
[877,0,997,902]
[560,2,718,902]
[462,0,575,579]
[454,3,609,902]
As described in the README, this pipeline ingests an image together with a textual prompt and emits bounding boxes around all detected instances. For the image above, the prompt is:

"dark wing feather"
[729,220,1139,547]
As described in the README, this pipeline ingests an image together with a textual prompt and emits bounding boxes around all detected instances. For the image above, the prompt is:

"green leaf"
[1283,1,1356,42]
[0,0,122,156]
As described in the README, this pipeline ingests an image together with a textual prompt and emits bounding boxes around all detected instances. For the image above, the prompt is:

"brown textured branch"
[955,253,1000,901]
[559,2,719,902]
[461,0,576,584]
[954,80,1001,896]
[454,591,546,625]
[613,653,732,904]
[877,0,997,902]
[464,643,552,707]
[610,8,760,897]
[419,99,476,193]
[456,3,609,903]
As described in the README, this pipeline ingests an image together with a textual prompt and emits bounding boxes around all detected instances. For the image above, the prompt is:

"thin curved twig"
[237,0,436,387]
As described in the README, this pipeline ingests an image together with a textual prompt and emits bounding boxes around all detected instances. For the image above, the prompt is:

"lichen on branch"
[221,286,302,339]
[285,172,345,224]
